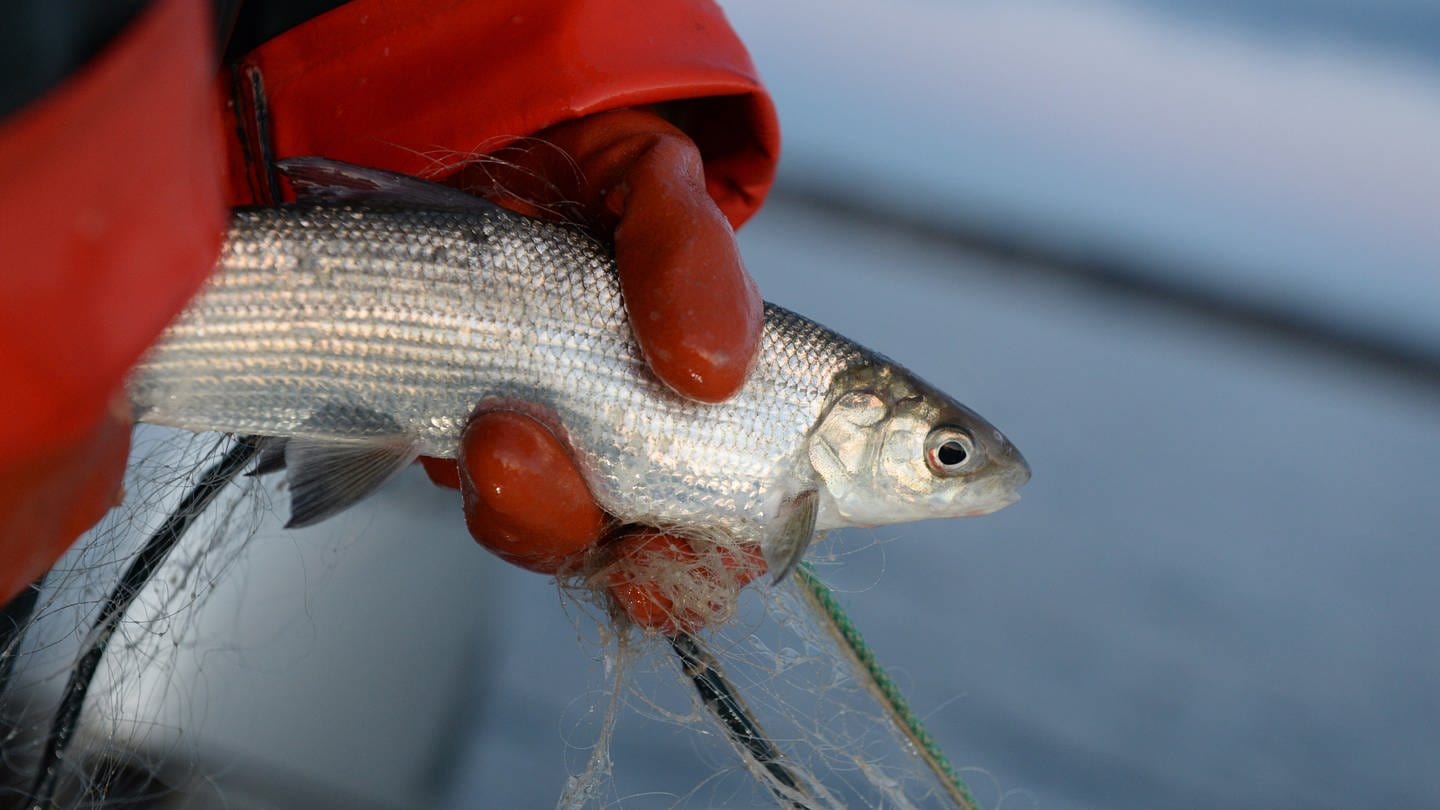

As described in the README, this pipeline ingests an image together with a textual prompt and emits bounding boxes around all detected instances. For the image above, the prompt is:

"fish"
[128,158,1029,577]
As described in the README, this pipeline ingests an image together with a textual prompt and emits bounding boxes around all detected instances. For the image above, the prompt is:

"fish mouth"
[1000,441,1031,488]
[961,489,1021,517]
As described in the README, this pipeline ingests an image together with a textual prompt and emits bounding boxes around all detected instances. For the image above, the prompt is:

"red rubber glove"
[421,109,767,628]
[604,532,768,636]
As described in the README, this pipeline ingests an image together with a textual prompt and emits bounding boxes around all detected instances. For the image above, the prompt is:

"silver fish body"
[131,192,1028,549]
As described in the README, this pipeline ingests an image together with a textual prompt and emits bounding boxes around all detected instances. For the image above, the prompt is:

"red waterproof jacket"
[0,0,778,601]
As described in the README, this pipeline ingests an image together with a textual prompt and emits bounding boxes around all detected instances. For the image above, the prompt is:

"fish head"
[806,362,1029,530]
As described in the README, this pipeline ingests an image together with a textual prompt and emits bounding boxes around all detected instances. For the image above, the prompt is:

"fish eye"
[925,427,977,477]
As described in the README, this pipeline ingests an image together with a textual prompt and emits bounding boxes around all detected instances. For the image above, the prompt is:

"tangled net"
[1,429,991,808]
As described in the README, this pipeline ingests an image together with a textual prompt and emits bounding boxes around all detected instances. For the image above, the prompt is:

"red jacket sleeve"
[223,0,779,228]
[0,0,226,462]
[0,0,224,602]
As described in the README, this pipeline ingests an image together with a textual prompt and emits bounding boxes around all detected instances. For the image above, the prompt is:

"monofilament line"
[25,436,261,809]
[795,564,980,810]
[669,632,812,808]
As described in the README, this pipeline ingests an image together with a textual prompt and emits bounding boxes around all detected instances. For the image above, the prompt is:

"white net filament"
[0,429,987,808]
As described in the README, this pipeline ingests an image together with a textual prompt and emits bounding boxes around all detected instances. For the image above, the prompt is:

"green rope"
[795,563,979,810]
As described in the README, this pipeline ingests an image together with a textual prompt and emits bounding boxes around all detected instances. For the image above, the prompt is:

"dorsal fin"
[275,157,502,211]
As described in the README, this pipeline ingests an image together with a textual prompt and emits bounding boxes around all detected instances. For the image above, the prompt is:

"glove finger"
[457,410,608,573]
[603,530,767,635]
[612,132,762,403]
[418,455,461,489]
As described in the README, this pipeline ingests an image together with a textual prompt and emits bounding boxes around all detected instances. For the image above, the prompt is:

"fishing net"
[0,428,993,808]
[549,570,981,808]
[0,430,272,806]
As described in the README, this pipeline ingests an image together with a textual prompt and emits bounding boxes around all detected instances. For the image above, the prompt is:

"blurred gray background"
[9,1,1440,808]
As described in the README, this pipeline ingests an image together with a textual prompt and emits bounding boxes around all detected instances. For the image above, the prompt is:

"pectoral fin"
[248,437,289,477]
[764,489,821,584]
[283,438,420,528]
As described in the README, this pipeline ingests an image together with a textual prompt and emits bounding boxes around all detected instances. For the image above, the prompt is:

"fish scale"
[131,204,861,540]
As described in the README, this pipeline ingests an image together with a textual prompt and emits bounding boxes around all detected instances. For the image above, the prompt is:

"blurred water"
[741,204,1440,808]
[1129,0,1440,63]
[721,0,1440,356]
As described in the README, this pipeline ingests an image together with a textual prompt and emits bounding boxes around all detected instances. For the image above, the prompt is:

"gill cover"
[806,364,1029,530]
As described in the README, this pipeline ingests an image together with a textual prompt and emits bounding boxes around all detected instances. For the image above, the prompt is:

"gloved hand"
[420,109,767,628]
